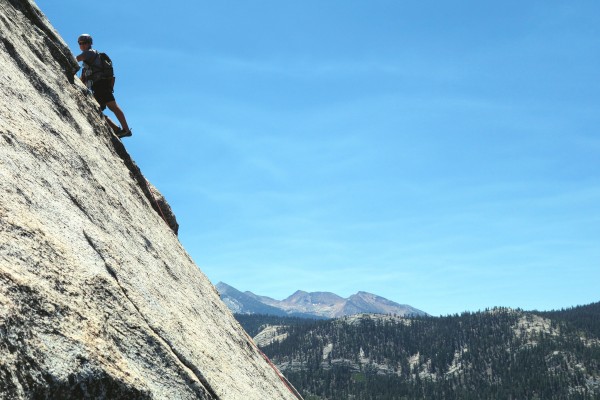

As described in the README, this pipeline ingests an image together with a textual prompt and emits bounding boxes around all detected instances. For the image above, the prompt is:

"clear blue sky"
[36,0,600,316]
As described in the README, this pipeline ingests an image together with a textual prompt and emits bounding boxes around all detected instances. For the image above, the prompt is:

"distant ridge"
[237,306,600,399]
[216,282,427,318]
[215,283,320,318]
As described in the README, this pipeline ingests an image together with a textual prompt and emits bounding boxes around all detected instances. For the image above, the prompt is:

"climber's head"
[77,34,93,49]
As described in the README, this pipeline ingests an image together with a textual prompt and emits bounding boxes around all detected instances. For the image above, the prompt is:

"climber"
[76,34,132,138]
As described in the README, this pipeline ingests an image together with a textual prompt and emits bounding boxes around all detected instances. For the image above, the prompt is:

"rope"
[242,331,305,400]
[145,179,169,227]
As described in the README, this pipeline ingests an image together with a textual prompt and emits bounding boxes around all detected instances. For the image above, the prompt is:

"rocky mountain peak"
[0,1,298,399]
[218,283,427,318]
[284,290,344,305]
[285,290,310,301]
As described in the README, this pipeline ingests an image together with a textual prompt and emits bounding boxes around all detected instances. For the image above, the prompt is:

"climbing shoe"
[117,128,132,138]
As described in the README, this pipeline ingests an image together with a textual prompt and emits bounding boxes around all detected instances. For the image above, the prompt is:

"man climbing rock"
[76,34,132,138]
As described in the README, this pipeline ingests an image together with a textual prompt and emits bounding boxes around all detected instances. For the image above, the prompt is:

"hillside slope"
[242,309,600,399]
[0,1,298,399]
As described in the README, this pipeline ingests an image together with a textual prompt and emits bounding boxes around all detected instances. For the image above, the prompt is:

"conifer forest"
[236,302,600,399]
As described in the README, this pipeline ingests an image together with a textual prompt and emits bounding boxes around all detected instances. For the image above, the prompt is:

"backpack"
[93,52,114,79]
[85,50,114,80]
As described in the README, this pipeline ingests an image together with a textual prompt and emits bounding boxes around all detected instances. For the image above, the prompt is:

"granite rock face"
[0,1,298,399]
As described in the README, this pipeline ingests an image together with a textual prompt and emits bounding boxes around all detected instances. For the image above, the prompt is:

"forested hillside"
[537,302,600,338]
[236,305,600,399]
[235,314,323,337]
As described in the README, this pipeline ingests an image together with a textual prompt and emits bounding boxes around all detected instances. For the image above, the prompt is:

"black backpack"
[89,51,114,80]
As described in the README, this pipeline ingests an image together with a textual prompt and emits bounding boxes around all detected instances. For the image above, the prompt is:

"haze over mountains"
[216,282,427,318]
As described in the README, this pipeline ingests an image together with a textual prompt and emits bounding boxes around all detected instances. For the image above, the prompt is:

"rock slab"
[0,1,298,399]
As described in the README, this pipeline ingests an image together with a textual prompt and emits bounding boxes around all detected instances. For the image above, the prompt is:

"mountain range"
[216,282,427,318]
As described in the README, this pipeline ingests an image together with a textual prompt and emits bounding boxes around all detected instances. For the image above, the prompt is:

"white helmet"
[78,34,93,44]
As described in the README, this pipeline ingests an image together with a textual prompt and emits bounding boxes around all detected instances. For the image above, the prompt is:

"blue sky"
[36,0,599,316]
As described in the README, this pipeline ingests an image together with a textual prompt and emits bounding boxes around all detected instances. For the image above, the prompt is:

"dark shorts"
[92,79,115,110]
